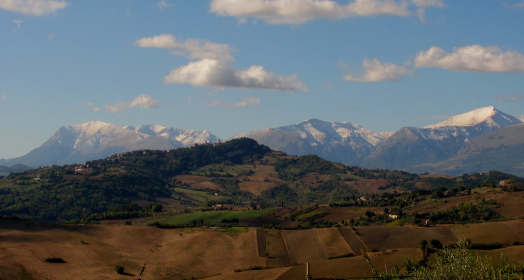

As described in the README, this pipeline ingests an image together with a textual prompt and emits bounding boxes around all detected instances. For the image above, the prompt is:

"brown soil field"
[282,230,327,265]
[356,225,457,251]
[204,266,292,280]
[346,179,392,193]
[492,192,524,218]
[256,228,267,257]
[338,227,367,256]
[0,219,264,280]
[483,245,524,265]
[315,228,354,258]
[265,229,291,267]
[239,181,276,195]
[368,248,422,274]
[275,258,372,280]
[322,207,363,223]
[451,221,524,244]
[299,173,332,185]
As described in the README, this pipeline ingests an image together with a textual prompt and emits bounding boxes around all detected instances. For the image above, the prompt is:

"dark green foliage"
[430,239,443,249]
[328,253,355,259]
[45,258,65,263]
[115,265,124,274]
[0,172,169,222]
[261,184,298,205]
[274,154,342,180]
[0,138,270,222]
[429,201,502,223]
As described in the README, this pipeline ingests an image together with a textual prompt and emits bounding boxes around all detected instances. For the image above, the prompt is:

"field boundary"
[279,230,293,266]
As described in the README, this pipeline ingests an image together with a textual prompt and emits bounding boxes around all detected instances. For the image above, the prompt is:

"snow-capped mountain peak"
[424,106,519,128]
[519,115,524,122]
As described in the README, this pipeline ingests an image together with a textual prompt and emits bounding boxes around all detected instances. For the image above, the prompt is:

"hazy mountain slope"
[232,119,390,165]
[0,121,220,168]
[519,115,524,122]
[0,164,32,177]
[409,123,524,176]
[362,107,522,170]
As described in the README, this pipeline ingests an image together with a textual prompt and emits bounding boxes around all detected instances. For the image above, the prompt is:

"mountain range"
[1,106,523,176]
[0,121,219,168]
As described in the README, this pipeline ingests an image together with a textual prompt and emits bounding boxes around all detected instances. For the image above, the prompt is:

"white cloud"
[135,34,234,61]
[411,0,444,21]
[155,1,174,9]
[210,0,445,25]
[137,34,308,91]
[165,58,308,90]
[203,96,261,108]
[496,93,524,102]
[344,59,409,82]
[0,0,69,15]
[13,19,22,27]
[415,45,524,73]
[104,94,159,113]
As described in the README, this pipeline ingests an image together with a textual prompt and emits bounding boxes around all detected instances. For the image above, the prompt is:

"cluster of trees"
[428,200,502,223]
[0,171,169,222]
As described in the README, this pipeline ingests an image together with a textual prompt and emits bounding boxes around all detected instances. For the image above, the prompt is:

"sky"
[1,0,524,159]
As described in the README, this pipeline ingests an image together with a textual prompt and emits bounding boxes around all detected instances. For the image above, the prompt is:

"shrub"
[115,265,125,274]
[45,258,65,263]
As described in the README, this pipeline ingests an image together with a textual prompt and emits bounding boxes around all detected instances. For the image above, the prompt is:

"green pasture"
[151,208,275,225]
[173,187,224,203]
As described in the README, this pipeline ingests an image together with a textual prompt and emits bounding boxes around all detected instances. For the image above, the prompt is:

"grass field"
[151,209,275,225]
[172,187,223,204]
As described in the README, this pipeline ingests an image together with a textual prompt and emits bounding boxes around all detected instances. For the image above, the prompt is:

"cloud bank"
[415,45,524,73]
[210,0,444,25]
[344,59,409,82]
[0,0,69,15]
[346,44,524,83]
[136,34,308,91]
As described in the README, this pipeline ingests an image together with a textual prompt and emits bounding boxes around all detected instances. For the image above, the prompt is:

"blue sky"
[1,0,524,159]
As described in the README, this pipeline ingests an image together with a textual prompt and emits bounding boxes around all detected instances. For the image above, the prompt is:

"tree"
[115,265,125,274]
[430,239,443,249]
[472,193,480,204]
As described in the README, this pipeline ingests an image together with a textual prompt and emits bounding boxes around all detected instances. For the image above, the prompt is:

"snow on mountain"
[519,115,524,122]
[232,118,390,165]
[0,121,220,167]
[364,106,522,170]
[126,125,220,146]
[424,106,519,129]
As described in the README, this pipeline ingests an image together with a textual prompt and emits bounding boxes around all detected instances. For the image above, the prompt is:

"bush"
[45,258,65,263]
[115,265,125,274]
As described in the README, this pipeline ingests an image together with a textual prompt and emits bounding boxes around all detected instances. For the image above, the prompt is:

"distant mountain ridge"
[233,106,523,176]
[363,107,522,170]
[0,121,220,168]
[1,106,523,176]
[232,119,392,166]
